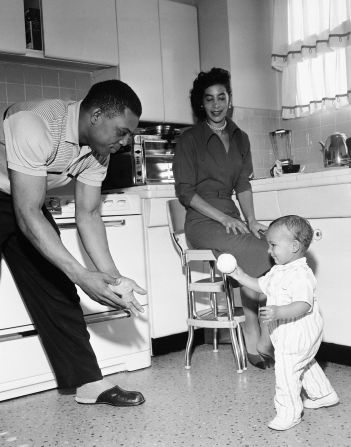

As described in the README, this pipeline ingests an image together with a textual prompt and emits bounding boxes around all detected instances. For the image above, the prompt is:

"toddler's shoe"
[303,391,339,409]
[268,416,301,431]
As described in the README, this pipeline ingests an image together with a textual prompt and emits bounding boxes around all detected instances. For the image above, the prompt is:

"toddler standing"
[228,215,339,431]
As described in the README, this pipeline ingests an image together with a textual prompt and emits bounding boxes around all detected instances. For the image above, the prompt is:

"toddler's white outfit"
[258,257,338,430]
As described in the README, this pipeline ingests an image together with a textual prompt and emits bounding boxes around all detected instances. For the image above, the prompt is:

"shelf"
[0,49,114,71]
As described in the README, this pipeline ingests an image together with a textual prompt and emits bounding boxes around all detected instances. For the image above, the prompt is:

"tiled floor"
[0,344,350,447]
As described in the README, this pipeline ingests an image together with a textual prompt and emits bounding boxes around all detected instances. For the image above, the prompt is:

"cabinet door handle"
[104,220,126,227]
[84,309,131,325]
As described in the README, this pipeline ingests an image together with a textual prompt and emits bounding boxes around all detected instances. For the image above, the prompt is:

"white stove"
[46,192,142,219]
[0,192,151,401]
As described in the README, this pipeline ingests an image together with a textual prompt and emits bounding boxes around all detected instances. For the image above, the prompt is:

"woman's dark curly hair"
[190,67,232,121]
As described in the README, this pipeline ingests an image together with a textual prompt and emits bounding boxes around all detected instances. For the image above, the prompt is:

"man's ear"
[292,239,300,253]
[90,108,102,125]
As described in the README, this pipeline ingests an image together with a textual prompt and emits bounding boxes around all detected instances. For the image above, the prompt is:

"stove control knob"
[47,197,62,214]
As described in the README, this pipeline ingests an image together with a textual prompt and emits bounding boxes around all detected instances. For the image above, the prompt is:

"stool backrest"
[166,199,186,234]
[166,199,189,260]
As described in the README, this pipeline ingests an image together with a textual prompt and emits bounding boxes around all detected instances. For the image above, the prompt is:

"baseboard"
[316,342,351,366]
[151,330,205,356]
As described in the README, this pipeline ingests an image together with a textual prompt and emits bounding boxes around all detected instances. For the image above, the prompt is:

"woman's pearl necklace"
[206,120,227,132]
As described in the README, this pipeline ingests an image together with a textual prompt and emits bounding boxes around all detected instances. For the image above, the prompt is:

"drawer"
[278,184,351,218]
[0,307,151,401]
[252,190,281,221]
[143,198,170,227]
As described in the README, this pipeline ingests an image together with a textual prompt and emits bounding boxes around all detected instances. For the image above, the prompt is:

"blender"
[269,129,300,175]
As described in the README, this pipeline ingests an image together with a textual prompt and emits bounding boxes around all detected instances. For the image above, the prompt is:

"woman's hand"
[220,216,250,235]
[247,219,268,239]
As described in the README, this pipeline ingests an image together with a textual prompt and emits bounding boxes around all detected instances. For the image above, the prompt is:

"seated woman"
[173,67,273,369]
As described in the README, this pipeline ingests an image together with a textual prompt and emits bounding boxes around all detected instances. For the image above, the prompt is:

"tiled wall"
[234,105,351,178]
[2,60,348,179]
[0,61,92,119]
[233,106,281,179]
[282,107,351,174]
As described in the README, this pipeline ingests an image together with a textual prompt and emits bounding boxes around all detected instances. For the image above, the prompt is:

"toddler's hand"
[229,265,243,281]
[259,305,278,322]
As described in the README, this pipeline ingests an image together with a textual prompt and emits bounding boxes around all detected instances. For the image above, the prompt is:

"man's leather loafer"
[75,385,145,407]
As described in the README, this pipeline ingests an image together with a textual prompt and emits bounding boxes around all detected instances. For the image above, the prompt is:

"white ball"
[217,254,237,274]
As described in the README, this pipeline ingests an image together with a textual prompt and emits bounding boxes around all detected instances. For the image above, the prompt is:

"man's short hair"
[81,79,142,118]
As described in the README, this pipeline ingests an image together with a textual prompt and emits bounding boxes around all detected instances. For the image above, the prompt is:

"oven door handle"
[0,310,132,341]
[57,219,126,229]
[84,309,131,325]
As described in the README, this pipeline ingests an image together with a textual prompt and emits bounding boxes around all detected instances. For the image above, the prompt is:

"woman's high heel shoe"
[259,352,275,368]
[247,353,266,370]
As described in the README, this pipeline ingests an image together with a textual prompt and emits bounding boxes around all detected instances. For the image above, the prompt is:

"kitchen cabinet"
[251,169,351,348]
[119,187,213,339]
[307,218,351,346]
[116,0,200,124]
[41,0,118,66]
[0,0,118,67]
[0,0,26,55]
[158,0,200,123]
[197,0,278,110]
[116,0,163,122]
[146,225,188,337]
[122,171,351,348]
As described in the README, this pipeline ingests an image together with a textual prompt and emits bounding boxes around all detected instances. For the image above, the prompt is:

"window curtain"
[272,0,351,118]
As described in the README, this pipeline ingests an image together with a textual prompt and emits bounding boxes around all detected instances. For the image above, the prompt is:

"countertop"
[251,167,351,192]
[115,167,351,198]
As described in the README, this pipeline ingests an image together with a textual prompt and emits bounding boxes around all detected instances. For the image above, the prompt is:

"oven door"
[143,139,175,184]
[57,214,148,315]
[0,214,148,335]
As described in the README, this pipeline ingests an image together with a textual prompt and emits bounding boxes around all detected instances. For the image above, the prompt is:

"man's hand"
[108,276,147,316]
[76,271,146,316]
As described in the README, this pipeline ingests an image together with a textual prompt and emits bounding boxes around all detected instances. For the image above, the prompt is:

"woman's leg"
[241,286,274,364]
[240,286,261,355]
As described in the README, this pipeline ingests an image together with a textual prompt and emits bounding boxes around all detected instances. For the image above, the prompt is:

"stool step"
[187,317,239,328]
[189,278,224,292]
[188,307,245,328]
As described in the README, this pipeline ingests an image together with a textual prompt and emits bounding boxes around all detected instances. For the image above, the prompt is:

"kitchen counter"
[115,184,177,198]
[251,166,351,192]
[116,166,351,198]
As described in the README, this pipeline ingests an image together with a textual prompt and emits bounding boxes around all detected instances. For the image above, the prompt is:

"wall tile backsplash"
[234,105,351,178]
[0,61,92,121]
[233,107,281,179]
[1,60,349,179]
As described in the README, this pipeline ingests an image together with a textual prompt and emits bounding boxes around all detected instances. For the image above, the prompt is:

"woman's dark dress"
[173,119,271,277]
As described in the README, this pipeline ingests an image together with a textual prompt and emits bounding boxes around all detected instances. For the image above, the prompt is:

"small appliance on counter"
[102,125,181,190]
[319,133,351,168]
[269,129,300,176]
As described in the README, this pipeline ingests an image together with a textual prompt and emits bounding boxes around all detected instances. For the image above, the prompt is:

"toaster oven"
[102,134,177,190]
[133,134,175,184]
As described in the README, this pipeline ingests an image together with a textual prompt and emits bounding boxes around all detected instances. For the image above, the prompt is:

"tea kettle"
[319,133,351,167]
